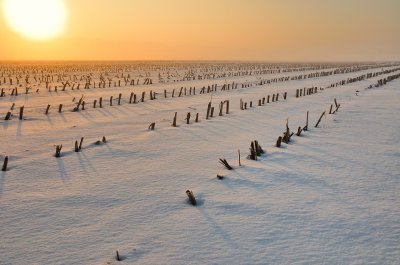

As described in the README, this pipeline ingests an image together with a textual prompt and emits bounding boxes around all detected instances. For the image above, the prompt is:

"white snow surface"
[0,63,400,264]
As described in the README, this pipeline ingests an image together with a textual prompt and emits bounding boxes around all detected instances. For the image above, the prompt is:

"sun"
[2,0,68,41]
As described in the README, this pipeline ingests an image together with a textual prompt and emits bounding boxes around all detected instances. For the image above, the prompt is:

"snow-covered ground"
[0,63,399,264]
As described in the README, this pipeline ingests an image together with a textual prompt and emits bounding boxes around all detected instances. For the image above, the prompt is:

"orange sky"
[0,0,399,61]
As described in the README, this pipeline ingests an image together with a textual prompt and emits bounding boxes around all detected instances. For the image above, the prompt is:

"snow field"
[1,63,399,264]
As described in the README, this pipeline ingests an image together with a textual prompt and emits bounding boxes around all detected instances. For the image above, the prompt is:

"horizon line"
[1,59,400,64]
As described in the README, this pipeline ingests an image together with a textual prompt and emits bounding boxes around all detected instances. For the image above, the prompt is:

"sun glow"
[2,0,67,41]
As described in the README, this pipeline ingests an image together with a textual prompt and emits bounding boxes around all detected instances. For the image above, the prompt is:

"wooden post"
[249,142,257,160]
[164,89,167,98]
[296,126,302,136]
[210,107,214,117]
[315,111,326,128]
[74,140,79,152]
[329,104,333,114]
[186,112,191,124]
[116,251,121,261]
[148,122,155,130]
[118,93,122,105]
[284,92,287,100]
[267,95,270,103]
[219,101,223,116]
[2,156,8,171]
[304,111,309,131]
[282,119,290,144]
[99,97,103,108]
[276,136,282,147]
[206,102,211,119]
[45,104,51,115]
[79,137,84,150]
[186,190,197,206]
[55,145,62,157]
[19,106,24,120]
[238,149,241,166]
[129,92,134,103]
[110,96,113,106]
[141,91,145,102]
[93,100,97,108]
[195,113,199,122]
[334,104,341,113]
[225,100,229,114]
[172,112,177,127]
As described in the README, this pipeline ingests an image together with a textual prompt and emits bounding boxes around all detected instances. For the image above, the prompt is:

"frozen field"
[0,62,399,264]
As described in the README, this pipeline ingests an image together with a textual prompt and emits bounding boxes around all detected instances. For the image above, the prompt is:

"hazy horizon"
[1,0,399,61]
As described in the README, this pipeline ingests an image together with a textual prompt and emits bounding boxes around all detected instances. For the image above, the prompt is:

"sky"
[0,0,399,61]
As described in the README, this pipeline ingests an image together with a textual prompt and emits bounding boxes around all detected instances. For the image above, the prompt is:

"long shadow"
[80,109,95,119]
[78,151,97,173]
[56,157,69,182]
[222,176,266,192]
[0,170,6,198]
[76,111,96,124]
[228,169,268,191]
[46,115,54,126]
[121,249,146,263]
[1,120,10,130]
[16,120,23,138]
[59,112,68,123]
[75,152,90,174]
[198,207,239,249]
[111,104,129,116]
[96,107,116,118]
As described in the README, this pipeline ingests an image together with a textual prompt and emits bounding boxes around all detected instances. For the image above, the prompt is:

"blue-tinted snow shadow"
[110,104,129,116]
[220,169,268,191]
[198,207,239,249]
[46,115,54,126]
[1,120,10,130]
[119,248,146,262]
[96,107,116,118]
[16,120,23,138]
[0,171,5,198]
[56,157,69,182]
[59,112,68,122]
[75,151,97,173]
[76,110,97,124]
